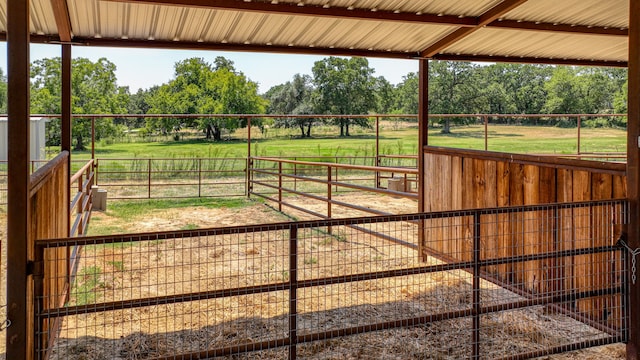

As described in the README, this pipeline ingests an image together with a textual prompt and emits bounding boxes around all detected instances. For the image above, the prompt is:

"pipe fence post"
[472,211,481,359]
[289,225,299,360]
[91,117,95,160]
[148,158,152,199]
[198,158,202,198]
[484,115,488,151]
[278,162,283,212]
[577,115,582,155]
[376,115,380,188]
[327,165,332,220]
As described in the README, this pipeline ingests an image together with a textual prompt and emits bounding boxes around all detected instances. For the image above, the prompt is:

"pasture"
[65,123,626,160]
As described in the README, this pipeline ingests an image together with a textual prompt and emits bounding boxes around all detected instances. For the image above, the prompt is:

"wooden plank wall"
[423,147,626,323]
[29,155,69,351]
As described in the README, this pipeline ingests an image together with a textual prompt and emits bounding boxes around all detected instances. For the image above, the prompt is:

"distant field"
[61,123,626,160]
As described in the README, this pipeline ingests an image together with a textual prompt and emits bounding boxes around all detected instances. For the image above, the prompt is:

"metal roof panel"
[445,28,628,63]
[503,0,628,28]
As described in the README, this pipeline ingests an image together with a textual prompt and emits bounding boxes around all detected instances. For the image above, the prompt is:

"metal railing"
[33,199,628,359]
[69,159,94,237]
[250,156,419,218]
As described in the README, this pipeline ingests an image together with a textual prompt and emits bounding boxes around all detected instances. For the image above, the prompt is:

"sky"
[0,43,419,94]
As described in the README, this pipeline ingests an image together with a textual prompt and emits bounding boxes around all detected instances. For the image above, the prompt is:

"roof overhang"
[6,0,630,66]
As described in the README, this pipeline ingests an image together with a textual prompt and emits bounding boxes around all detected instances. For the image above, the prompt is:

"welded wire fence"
[34,199,627,359]
[0,160,6,209]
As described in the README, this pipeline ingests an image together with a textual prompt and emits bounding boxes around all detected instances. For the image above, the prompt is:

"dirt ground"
[0,197,629,359]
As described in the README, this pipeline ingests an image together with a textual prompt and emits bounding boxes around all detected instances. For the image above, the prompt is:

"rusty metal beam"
[0,32,627,68]
[61,44,72,237]
[417,59,428,262]
[105,0,478,26]
[49,0,72,42]
[487,19,628,36]
[433,53,628,68]
[626,0,640,359]
[422,0,529,58]
[67,36,421,59]
[6,0,32,358]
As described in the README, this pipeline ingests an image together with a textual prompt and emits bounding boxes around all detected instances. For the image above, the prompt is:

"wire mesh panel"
[36,226,291,359]
[0,160,6,208]
[34,200,628,360]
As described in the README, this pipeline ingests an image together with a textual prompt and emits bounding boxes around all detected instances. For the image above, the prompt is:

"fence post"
[278,162,283,212]
[577,115,582,155]
[289,225,299,360]
[148,158,152,199]
[246,157,252,198]
[376,115,380,188]
[472,211,481,359]
[327,165,332,220]
[91,117,95,160]
[94,158,99,186]
[484,115,489,151]
[77,172,83,235]
[294,161,297,192]
[198,158,202,198]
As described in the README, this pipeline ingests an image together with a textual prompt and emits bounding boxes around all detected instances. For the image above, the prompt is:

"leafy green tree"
[374,76,395,114]
[31,57,128,150]
[393,72,419,114]
[579,67,627,113]
[266,74,317,137]
[147,57,266,140]
[429,61,482,133]
[482,64,551,116]
[312,57,377,136]
[614,79,628,115]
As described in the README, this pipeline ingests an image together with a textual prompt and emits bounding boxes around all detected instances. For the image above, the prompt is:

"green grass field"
[65,124,626,160]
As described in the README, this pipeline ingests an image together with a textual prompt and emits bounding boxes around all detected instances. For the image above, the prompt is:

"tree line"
[7,55,628,149]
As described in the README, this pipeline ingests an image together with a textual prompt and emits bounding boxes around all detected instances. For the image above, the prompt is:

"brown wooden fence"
[29,152,69,355]
[26,152,95,358]
[422,146,627,326]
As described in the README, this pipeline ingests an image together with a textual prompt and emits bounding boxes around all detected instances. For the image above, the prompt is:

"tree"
[543,66,584,115]
[266,74,317,137]
[429,61,483,133]
[146,57,266,141]
[393,72,419,114]
[31,57,128,150]
[312,57,377,136]
[373,76,395,114]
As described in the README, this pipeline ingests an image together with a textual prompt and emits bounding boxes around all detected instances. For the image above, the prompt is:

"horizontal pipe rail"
[35,239,622,319]
[35,199,626,247]
[253,156,419,174]
[25,113,629,119]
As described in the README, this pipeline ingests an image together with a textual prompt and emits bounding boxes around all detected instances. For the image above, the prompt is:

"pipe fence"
[33,199,628,359]
[250,156,419,219]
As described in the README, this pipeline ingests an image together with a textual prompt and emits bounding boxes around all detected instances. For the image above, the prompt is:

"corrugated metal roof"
[5,0,634,66]
[1,0,60,36]
[503,0,628,28]
[244,0,503,18]
[445,28,628,63]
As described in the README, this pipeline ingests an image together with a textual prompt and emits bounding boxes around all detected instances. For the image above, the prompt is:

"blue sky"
[0,44,419,94]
